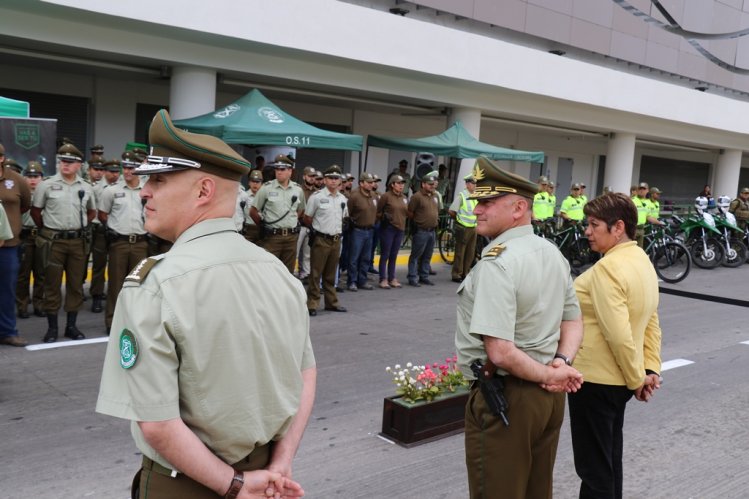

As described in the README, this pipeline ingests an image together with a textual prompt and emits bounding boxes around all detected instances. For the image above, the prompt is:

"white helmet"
[717,195,731,211]
[694,196,708,212]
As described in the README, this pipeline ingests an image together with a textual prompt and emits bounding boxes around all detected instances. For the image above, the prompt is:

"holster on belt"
[308,227,317,247]
[35,230,53,270]
[470,359,510,427]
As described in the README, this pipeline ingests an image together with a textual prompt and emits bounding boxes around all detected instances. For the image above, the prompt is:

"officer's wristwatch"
[554,353,573,366]
[224,470,244,499]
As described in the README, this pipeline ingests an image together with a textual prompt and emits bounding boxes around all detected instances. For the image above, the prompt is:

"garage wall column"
[603,132,636,193]
[169,66,216,120]
[449,107,481,194]
[713,148,742,199]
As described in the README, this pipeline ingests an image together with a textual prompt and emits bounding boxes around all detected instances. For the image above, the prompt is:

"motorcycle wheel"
[690,238,724,269]
[653,242,691,283]
[721,238,748,268]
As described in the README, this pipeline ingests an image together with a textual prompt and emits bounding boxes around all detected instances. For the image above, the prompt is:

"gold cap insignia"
[472,163,485,181]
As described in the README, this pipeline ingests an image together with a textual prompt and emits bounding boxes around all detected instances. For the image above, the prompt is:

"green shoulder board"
[483,243,506,259]
[124,254,165,284]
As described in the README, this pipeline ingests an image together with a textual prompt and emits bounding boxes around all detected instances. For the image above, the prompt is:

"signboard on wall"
[0,117,57,176]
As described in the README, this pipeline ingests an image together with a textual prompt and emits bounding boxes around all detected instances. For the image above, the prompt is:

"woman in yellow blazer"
[570,193,662,499]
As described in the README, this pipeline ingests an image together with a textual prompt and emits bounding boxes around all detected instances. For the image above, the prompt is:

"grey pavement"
[1,260,749,498]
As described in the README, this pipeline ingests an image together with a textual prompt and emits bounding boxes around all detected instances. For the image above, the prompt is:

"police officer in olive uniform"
[455,156,583,499]
[88,154,108,312]
[3,158,23,174]
[346,172,378,291]
[406,172,440,287]
[296,166,319,279]
[31,143,96,343]
[97,155,147,335]
[1,145,32,347]
[233,184,249,232]
[96,110,312,499]
[304,165,348,316]
[647,187,665,227]
[250,155,306,273]
[387,159,411,193]
[448,174,478,283]
[16,161,45,319]
[632,182,650,247]
[241,170,263,244]
[729,187,749,231]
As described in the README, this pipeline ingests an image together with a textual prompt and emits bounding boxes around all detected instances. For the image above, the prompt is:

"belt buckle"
[333,234,340,241]
[280,228,289,236]
[128,234,137,244]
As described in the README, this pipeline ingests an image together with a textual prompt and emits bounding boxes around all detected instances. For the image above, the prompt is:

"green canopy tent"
[366,121,544,162]
[0,96,30,118]
[173,89,363,151]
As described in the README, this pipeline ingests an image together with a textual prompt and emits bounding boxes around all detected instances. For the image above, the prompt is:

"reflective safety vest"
[533,192,551,220]
[647,199,660,220]
[456,191,477,227]
[560,195,585,221]
[633,196,649,225]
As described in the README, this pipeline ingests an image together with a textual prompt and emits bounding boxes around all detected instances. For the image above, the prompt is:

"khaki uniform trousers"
[635,226,645,248]
[307,235,341,311]
[451,223,477,280]
[89,224,108,297]
[105,238,148,329]
[261,233,299,273]
[242,225,261,245]
[465,377,565,499]
[16,231,45,314]
[40,236,87,313]
[137,443,270,499]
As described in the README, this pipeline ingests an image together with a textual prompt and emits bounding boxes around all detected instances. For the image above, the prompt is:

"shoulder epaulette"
[125,254,165,284]
[483,243,506,259]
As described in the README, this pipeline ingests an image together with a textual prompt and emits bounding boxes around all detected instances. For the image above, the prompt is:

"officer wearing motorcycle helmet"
[716,195,732,213]
[694,196,708,214]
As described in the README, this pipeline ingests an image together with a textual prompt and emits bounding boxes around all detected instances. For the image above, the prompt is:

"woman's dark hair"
[583,193,637,240]
[699,184,712,197]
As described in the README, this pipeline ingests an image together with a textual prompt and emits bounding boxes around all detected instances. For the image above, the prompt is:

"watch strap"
[554,353,572,366]
[224,470,244,499]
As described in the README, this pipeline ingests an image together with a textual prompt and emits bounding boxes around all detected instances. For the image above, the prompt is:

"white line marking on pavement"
[26,337,109,351]
[661,358,694,371]
[741,341,749,346]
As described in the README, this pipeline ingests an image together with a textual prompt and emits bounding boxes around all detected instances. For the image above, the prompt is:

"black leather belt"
[20,228,38,238]
[44,228,84,240]
[318,232,342,241]
[353,224,373,230]
[266,226,300,236]
[111,232,148,243]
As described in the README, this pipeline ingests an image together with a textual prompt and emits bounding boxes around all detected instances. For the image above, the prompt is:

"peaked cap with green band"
[136,109,251,181]
[468,156,538,200]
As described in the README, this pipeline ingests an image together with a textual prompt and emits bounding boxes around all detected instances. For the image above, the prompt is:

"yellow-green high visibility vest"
[456,191,477,227]
[633,196,649,225]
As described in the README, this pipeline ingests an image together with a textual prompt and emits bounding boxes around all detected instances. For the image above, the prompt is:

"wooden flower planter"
[380,387,470,448]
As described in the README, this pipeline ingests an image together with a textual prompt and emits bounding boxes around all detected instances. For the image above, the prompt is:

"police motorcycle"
[673,197,724,269]
[714,195,748,267]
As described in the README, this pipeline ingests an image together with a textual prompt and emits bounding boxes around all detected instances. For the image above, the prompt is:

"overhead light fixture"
[389,7,409,16]
[482,116,607,137]
[548,49,566,56]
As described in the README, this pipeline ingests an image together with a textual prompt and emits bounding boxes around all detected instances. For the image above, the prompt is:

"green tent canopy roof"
[0,96,30,118]
[367,121,544,163]
[173,89,363,151]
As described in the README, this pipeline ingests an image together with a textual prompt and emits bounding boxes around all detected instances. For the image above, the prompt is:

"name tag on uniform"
[433,198,438,204]
[114,192,126,198]
[269,192,279,197]
[51,185,63,191]
[320,199,330,204]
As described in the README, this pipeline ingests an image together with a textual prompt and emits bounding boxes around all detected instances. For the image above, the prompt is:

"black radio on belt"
[470,360,510,427]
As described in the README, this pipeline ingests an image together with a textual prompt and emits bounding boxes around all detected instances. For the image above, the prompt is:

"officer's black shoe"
[408,280,421,287]
[419,279,435,286]
[428,269,437,276]
[324,306,347,313]
[44,314,59,343]
[91,297,103,313]
[34,309,45,317]
[308,309,317,317]
[335,286,345,293]
[64,325,86,341]
[451,277,463,283]
[367,267,378,274]
[17,310,30,319]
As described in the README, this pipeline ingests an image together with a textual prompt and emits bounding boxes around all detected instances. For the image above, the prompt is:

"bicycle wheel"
[689,237,724,269]
[652,242,691,283]
[721,238,748,268]
[438,229,455,264]
[569,237,594,275]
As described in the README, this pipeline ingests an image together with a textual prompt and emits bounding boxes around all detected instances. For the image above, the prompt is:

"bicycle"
[643,224,691,283]
[552,221,596,275]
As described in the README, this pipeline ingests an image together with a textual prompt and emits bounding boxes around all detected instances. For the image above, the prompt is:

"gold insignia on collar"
[125,255,164,284]
[483,243,506,259]
[472,164,485,181]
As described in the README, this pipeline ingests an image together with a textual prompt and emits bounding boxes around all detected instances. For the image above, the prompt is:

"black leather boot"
[43,314,59,343]
[64,312,85,340]
[91,296,103,313]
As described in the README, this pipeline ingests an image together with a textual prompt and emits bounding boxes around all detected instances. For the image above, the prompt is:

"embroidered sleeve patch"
[119,329,138,369]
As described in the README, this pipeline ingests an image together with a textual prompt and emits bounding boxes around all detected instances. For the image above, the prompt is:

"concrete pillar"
[449,107,481,194]
[169,66,216,120]
[603,132,636,194]
[713,149,742,199]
